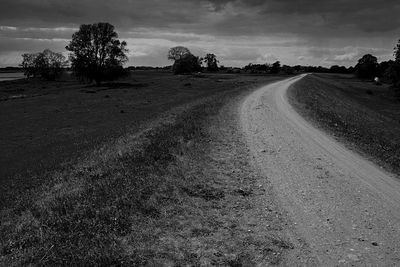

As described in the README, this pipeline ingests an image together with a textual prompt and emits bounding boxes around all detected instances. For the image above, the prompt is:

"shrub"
[204,53,219,72]
[20,49,67,80]
[172,54,202,74]
[355,54,378,80]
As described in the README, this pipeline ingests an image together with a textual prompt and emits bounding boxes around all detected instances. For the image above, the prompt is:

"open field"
[288,73,400,176]
[0,72,301,265]
[0,71,285,207]
[3,72,400,265]
[0,72,25,82]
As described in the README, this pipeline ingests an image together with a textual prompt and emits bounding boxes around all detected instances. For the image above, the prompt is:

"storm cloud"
[0,0,398,67]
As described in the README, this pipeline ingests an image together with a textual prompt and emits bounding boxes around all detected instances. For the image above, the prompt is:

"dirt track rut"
[240,75,400,265]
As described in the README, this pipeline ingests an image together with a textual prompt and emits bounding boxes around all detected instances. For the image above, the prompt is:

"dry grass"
[1,74,292,266]
[289,73,400,176]
[0,71,282,207]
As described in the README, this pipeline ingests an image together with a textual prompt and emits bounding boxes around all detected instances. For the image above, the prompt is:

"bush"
[355,54,378,80]
[270,61,281,74]
[172,54,202,74]
[384,61,400,94]
[282,65,294,75]
[20,49,67,80]
[204,53,219,72]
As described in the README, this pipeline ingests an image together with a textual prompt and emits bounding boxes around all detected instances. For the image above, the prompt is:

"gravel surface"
[240,75,400,265]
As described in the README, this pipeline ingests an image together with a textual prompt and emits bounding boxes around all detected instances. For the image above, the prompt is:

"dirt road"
[240,75,400,265]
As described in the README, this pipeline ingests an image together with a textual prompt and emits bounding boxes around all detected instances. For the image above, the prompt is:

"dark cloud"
[2,0,398,35]
[0,0,398,67]
[203,0,400,36]
[0,0,205,29]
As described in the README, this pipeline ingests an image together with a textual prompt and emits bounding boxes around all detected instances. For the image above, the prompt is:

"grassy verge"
[0,71,282,208]
[1,76,292,266]
[288,73,400,176]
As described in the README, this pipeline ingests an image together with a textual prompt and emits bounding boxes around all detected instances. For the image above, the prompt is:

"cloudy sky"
[0,0,399,67]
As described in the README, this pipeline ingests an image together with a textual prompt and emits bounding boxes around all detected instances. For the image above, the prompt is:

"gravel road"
[240,75,400,265]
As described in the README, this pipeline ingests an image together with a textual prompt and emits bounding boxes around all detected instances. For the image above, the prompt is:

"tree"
[167,46,202,74]
[21,53,38,78]
[282,65,294,75]
[330,65,348,74]
[204,53,219,72]
[172,54,202,74]
[270,61,281,74]
[243,63,269,73]
[355,54,378,79]
[293,65,302,72]
[20,49,67,80]
[394,39,400,62]
[388,39,400,91]
[168,46,191,61]
[377,60,393,78]
[66,22,128,86]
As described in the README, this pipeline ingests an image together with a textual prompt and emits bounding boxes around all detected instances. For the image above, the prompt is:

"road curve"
[240,75,400,265]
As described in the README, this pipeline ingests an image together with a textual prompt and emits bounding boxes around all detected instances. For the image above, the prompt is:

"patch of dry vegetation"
[289,73,400,176]
[0,72,284,207]
[1,76,293,266]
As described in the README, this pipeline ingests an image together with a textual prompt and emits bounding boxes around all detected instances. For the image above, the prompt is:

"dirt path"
[240,75,400,265]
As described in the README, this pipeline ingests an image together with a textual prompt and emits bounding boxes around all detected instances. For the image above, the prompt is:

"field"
[0,71,279,207]
[288,73,400,176]
[0,71,25,82]
[0,72,298,265]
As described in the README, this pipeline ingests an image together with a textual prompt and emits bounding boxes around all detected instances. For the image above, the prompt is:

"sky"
[0,0,399,68]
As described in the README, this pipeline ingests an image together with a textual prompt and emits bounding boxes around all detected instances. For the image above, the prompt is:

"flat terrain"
[3,72,400,265]
[1,72,300,266]
[0,72,282,207]
[288,73,400,176]
[0,72,25,82]
[241,76,400,265]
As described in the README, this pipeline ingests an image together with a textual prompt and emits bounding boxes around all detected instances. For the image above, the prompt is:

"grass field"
[0,72,294,265]
[289,73,400,176]
[0,71,282,207]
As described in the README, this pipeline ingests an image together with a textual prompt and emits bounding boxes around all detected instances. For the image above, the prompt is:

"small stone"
[372,242,378,246]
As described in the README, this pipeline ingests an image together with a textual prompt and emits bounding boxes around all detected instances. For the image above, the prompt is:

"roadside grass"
[289,73,400,176]
[1,76,292,266]
[0,71,282,208]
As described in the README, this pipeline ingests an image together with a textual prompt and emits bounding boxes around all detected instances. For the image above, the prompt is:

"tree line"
[21,22,128,86]
[167,46,219,74]
[19,21,400,91]
[354,47,400,89]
